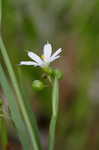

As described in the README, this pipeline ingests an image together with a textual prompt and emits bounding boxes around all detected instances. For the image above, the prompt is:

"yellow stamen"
[41,55,45,60]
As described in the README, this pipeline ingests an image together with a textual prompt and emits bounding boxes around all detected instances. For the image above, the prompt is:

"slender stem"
[48,77,59,150]
[47,75,53,86]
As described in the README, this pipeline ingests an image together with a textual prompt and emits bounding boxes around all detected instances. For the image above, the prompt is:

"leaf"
[0,36,42,150]
[0,100,8,150]
[0,2,42,149]
[0,64,32,150]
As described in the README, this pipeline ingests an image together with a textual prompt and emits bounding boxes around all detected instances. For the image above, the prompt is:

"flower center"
[41,55,49,64]
[41,55,45,60]
[41,55,49,62]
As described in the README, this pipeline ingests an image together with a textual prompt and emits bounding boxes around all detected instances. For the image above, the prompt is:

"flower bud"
[52,69,63,79]
[32,80,45,91]
[42,67,53,75]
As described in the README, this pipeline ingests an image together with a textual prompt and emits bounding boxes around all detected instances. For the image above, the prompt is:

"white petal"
[40,62,47,67]
[51,48,62,58]
[28,51,43,65]
[19,61,38,66]
[43,42,52,59]
[50,55,60,62]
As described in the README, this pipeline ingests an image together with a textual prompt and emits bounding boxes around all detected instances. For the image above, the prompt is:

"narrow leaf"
[0,64,31,150]
[0,99,8,150]
[0,0,42,148]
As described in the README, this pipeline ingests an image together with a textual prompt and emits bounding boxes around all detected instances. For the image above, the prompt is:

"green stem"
[48,77,59,150]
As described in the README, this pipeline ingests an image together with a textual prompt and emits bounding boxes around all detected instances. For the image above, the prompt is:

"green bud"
[32,80,45,91]
[52,69,63,79]
[42,67,53,75]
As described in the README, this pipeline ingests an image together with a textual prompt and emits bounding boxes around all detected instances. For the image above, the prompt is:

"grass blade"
[0,35,42,150]
[0,99,8,150]
[0,64,31,150]
[0,1,42,149]
[48,77,59,150]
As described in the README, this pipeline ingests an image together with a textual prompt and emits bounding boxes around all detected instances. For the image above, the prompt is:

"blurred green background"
[1,0,99,149]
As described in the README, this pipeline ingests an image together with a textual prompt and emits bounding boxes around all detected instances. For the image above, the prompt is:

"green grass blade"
[0,0,42,149]
[0,118,8,150]
[0,36,42,150]
[0,34,42,150]
[0,0,2,27]
[48,77,59,150]
[0,99,8,150]
[0,64,32,150]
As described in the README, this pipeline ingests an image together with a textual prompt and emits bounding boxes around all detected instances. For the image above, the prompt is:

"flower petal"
[19,61,38,66]
[28,51,43,65]
[51,48,62,58]
[50,55,60,62]
[43,42,52,59]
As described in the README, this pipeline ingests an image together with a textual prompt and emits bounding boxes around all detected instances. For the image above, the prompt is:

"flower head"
[19,42,62,68]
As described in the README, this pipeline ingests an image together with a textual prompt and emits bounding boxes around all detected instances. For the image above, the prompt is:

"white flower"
[19,42,62,68]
